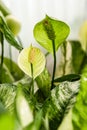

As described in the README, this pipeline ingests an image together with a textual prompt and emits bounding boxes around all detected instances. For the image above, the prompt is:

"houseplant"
[0,1,87,130]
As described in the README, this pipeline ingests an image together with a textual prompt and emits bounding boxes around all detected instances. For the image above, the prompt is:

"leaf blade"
[43,81,80,130]
[34,15,70,53]
[0,12,22,50]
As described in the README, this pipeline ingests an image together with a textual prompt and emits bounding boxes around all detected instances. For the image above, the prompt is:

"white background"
[1,0,87,73]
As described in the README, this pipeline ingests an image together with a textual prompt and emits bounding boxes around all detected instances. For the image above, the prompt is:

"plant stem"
[9,45,13,74]
[62,41,67,75]
[17,36,23,48]
[51,40,56,89]
[0,32,4,83]
[31,63,34,96]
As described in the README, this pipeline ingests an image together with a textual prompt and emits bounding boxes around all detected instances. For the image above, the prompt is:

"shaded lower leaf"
[3,57,24,81]
[0,76,33,116]
[0,57,24,83]
[35,68,51,97]
[0,63,14,83]
[34,89,46,105]
[43,81,80,130]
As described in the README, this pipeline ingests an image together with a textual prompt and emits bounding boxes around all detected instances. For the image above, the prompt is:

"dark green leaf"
[54,74,80,83]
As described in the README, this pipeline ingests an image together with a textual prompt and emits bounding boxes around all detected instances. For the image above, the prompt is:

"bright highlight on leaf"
[18,46,46,79]
[79,21,87,52]
[16,85,33,128]
[33,15,70,53]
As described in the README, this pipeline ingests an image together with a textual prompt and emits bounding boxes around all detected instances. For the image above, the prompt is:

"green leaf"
[0,63,14,83]
[14,75,32,89]
[18,46,46,79]
[43,81,80,130]
[34,15,70,53]
[15,84,33,128]
[0,57,24,83]
[71,40,87,73]
[54,74,80,83]
[0,76,33,113]
[0,12,22,50]
[35,68,51,97]
[72,65,87,130]
[0,102,6,114]
[3,57,24,81]
[56,40,87,76]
